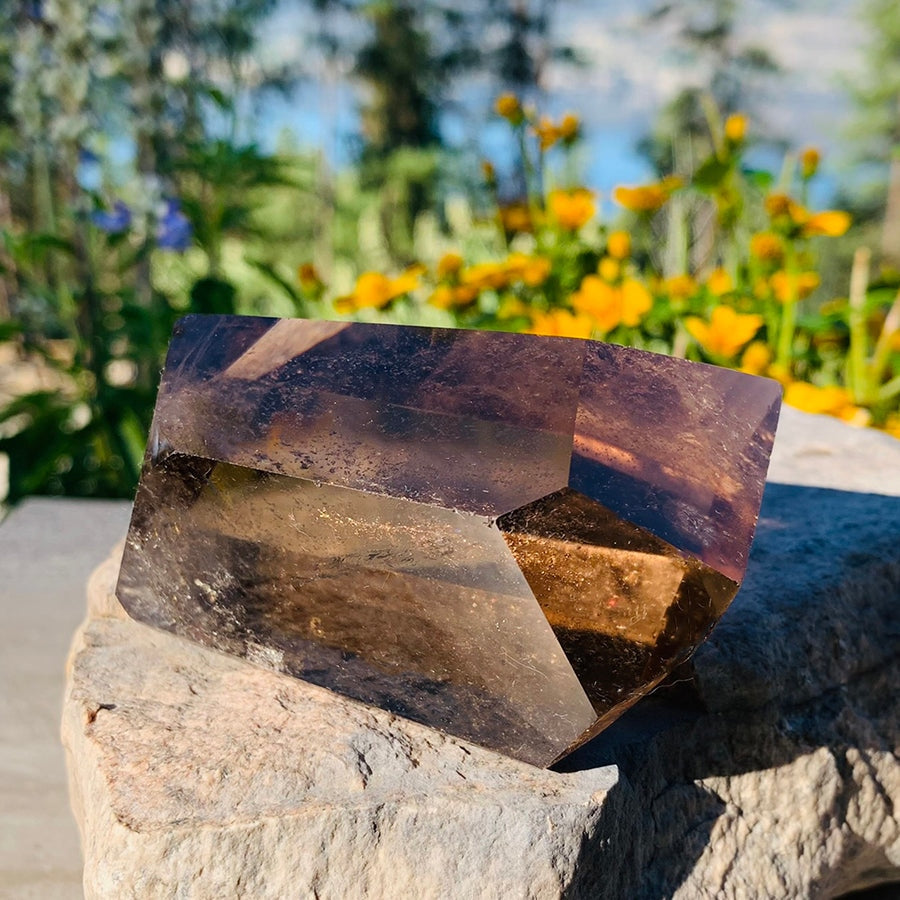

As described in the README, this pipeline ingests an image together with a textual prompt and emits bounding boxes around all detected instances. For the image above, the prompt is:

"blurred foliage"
[844,0,900,267]
[0,0,307,503]
[0,0,898,507]
[327,100,900,442]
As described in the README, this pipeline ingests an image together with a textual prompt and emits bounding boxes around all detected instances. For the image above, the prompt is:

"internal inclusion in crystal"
[117,316,781,767]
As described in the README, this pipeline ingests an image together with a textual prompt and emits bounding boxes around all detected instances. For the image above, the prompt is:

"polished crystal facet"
[117,315,781,767]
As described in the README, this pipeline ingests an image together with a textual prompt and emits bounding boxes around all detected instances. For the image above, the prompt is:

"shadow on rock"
[556,484,900,899]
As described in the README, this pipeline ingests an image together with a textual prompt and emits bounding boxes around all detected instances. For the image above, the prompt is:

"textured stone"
[66,552,619,899]
[117,316,781,765]
[63,407,900,898]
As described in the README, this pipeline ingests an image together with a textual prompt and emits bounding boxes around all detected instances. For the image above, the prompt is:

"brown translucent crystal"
[117,316,781,767]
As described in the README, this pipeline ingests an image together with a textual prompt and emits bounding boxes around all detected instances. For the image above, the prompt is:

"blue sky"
[249,0,866,203]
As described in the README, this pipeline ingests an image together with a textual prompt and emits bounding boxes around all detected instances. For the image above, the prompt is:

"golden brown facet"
[118,316,781,766]
[497,489,737,743]
[119,454,595,766]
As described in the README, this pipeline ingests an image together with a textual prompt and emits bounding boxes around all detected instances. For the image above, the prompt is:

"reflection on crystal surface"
[154,316,582,515]
[571,342,781,581]
[118,455,596,766]
[118,315,781,766]
[498,488,736,746]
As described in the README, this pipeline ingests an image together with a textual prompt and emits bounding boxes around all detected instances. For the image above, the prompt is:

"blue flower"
[91,201,131,234]
[156,199,192,251]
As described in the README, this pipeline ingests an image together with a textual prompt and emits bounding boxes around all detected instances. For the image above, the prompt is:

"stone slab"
[0,498,131,900]
[61,407,900,898]
[66,551,620,899]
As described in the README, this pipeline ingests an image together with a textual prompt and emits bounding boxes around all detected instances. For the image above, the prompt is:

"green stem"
[847,246,871,403]
[777,153,796,193]
[564,144,577,190]
[776,296,796,371]
[776,246,798,370]
[516,126,542,230]
[724,232,739,282]
[869,288,900,385]
[877,373,900,402]
[700,92,725,160]
[664,193,688,277]
[487,176,509,253]
[32,143,59,291]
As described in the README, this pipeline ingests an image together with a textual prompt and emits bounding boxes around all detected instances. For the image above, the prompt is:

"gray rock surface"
[0,498,131,900]
[62,408,900,898]
[767,405,900,496]
[64,553,619,899]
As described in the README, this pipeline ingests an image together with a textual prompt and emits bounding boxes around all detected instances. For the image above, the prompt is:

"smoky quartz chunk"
[117,316,781,767]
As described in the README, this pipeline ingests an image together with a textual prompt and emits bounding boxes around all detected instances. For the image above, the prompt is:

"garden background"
[0,0,899,504]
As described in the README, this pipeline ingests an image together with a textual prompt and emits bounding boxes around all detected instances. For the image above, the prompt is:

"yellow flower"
[571,275,652,333]
[724,112,748,143]
[685,306,764,358]
[607,230,631,260]
[620,278,653,326]
[571,276,621,333]
[461,261,509,291]
[800,147,821,179]
[663,274,698,301]
[801,210,851,238]
[334,268,421,313]
[750,232,784,264]
[521,255,552,287]
[764,192,806,224]
[784,382,859,418]
[882,413,900,440]
[495,93,523,124]
[527,309,595,339]
[436,252,464,279]
[533,117,560,151]
[503,252,529,274]
[788,204,810,227]
[740,341,772,375]
[431,281,480,310]
[770,270,820,303]
[498,297,530,320]
[840,406,873,427]
[706,267,734,297]
[453,284,479,305]
[499,202,534,233]
[429,285,455,310]
[430,280,480,310]
[548,188,596,230]
[613,176,682,213]
[504,252,552,286]
[558,113,581,144]
[460,256,549,291]
[598,256,620,282]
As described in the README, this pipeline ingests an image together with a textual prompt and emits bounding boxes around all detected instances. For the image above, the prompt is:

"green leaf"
[246,259,308,315]
[117,408,148,478]
[0,392,80,502]
[204,86,232,111]
[743,168,776,191]
[0,319,22,343]
[189,277,238,316]
[693,156,732,190]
